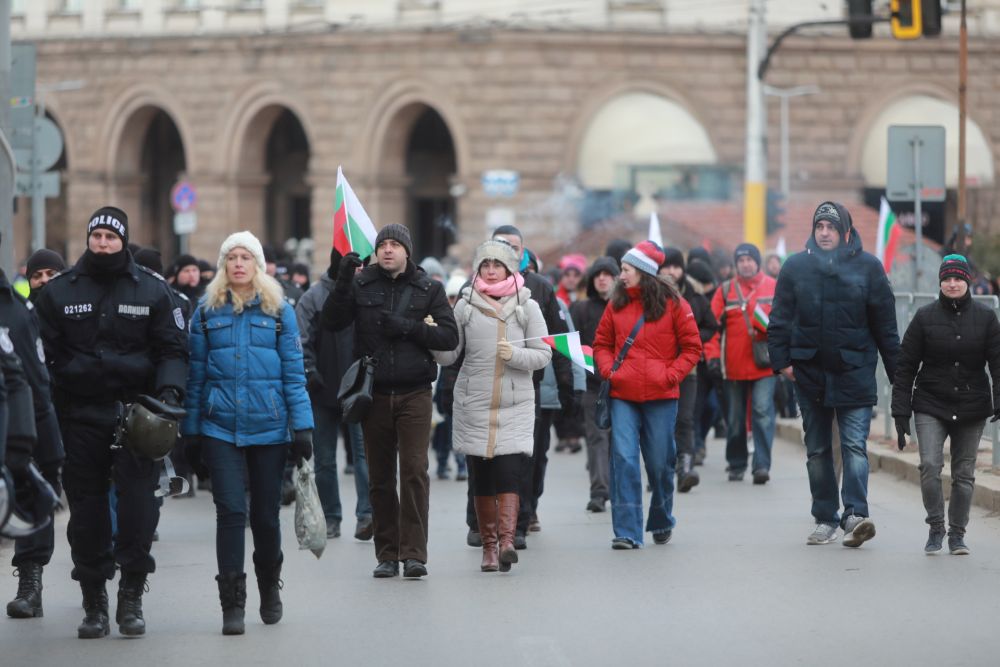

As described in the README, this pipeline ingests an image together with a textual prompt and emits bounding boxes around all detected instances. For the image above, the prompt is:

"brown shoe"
[474,496,499,572]
[497,493,520,572]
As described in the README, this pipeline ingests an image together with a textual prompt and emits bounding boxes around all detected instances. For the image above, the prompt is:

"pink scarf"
[474,273,524,298]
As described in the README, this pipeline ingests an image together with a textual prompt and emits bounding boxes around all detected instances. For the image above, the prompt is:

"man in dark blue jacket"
[768,201,899,548]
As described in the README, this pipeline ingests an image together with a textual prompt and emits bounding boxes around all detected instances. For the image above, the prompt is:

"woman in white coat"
[434,240,551,572]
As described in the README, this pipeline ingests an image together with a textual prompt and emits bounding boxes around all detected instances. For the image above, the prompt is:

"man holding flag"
[323,168,458,579]
[768,201,899,548]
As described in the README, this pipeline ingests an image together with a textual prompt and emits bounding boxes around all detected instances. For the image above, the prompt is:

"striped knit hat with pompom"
[621,240,665,277]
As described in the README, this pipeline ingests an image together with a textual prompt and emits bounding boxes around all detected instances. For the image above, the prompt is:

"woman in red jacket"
[593,241,703,549]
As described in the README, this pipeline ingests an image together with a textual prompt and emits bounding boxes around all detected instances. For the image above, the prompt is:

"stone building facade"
[12,22,1000,269]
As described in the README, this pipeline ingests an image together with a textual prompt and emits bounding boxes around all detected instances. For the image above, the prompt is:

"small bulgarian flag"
[875,196,901,274]
[333,166,377,259]
[542,331,594,374]
[752,303,769,333]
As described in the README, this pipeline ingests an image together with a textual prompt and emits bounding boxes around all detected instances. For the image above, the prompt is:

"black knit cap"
[375,223,413,257]
[733,243,762,269]
[661,247,685,271]
[133,248,163,275]
[173,254,199,272]
[813,201,852,237]
[86,206,129,244]
[26,249,66,277]
[939,254,972,285]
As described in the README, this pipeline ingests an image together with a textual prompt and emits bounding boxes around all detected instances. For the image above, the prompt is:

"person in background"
[432,272,468,482]
[685,257,723,465]
[570,256,620,512]
[593,241,702,549]
[25,249,66,303]
[764,253,783,279]
[605,239,632,268]
[555,254,586,307]
[892,255,1000,555]
[198,259,216,286]
[182,231,313,635]
[289,263,310,292]
[173,254,204,304]
[433,240,551,572]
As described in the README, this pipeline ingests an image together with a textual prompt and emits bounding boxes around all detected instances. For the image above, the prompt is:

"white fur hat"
[218,231,266,273]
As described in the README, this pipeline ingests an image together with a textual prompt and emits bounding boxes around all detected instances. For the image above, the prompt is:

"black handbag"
[337,285,413,424]
[594,316,645,430]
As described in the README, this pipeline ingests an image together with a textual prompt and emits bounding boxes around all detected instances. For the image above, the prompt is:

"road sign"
[15,172,60,199]
[173,212,197,235]
[10,45,37,153]
[170,181,197,213]
[14,117,64,173]
[481,170,520,198]
[886,125,946,203]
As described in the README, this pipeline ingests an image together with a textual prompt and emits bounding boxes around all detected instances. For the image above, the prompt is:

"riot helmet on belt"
[0,462,59,539]
[120,394,186,461]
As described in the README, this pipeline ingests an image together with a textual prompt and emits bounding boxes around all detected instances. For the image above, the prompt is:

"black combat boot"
[677,454,700,493]
[216,572,247,636]
[116,572,147,636]
[78,581,110,639]
[254,554,283,625]
[6,562,44,618]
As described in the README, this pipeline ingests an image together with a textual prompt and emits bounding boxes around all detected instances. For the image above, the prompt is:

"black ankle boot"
[116,572,147,636]
[216,573,247,636]
[78,581,110,639]
[254,555,283,625]
[677,454,700,493]
[7,562,44,618]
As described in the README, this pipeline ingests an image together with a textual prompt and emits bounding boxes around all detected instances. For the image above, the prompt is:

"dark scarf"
[82,248,130,277]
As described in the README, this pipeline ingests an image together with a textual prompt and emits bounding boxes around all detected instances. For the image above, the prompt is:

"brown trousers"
[362,389,433,564]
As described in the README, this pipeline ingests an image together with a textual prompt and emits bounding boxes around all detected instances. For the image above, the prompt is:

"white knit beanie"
[218,231,266,273]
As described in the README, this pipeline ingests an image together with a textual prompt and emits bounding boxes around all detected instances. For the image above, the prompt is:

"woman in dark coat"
[892,255,1000,555]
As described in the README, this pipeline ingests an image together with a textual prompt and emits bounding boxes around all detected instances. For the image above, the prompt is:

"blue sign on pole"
[170,180,197,212]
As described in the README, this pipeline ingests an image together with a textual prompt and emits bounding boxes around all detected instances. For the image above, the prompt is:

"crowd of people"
[2,199,999,640]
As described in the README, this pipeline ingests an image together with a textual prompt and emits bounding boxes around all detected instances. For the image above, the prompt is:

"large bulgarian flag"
[333,166,377,259]
[542,331,594,374]
[875,196,901,273]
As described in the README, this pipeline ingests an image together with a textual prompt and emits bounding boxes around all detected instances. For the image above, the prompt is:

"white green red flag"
[875,196,901,274]
[542,331,594,374]
[752,303,769,333]
[333,166,377,259]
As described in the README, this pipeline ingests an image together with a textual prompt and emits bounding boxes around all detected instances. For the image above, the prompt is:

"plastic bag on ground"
[294,459,326,559]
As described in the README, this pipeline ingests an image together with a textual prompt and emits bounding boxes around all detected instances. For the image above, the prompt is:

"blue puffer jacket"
[182,296,314,446]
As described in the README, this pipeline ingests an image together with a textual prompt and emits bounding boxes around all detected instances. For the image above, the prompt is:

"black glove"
[40,463,63,498]
[291,430,313,467]
[336,252,363,289]
[707,358,723,381]
[158,388,182,408]
[559,387,583,418]
[306,372,325,395]
[326,247,343,281]
[183,436,209,480]
[895,417,910,451]
[382,311,415,339]
[991,410,1000,423]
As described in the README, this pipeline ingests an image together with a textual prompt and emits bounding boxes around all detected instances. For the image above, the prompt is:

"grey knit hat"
[375,223,413,257]
[472,240,519,277]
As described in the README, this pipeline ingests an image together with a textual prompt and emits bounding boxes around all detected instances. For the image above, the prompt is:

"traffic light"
[847,0,874,39]
[766,189,786,235]
[921,0,942,37]
[890,0,922,40]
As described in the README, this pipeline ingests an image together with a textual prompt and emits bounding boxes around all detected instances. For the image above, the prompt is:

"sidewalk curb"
[776,419,1000,516]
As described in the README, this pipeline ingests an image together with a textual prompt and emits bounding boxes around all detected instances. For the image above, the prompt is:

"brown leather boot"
[497,493,520,572]
[474,496,499,572]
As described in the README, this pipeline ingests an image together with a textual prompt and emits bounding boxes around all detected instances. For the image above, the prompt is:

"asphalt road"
[3,434,1000,667]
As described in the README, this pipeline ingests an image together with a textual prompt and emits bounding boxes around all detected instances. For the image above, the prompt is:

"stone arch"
[99,82,195,177]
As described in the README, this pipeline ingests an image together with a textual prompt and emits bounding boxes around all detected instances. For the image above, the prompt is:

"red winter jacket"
[593,287,703,403]
[704,272,776,381]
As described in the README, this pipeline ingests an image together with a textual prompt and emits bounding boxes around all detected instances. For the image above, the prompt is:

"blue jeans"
[725,376,777,472]
[609,398,678,546]
[203,438,286,575]
[797,397,873,528]
[313,403,371,522]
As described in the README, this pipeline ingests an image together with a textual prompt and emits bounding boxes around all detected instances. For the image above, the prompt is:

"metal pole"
[0,0,14,277]
[30,114,45,252]
[913,137,923,291]
[780,95,789,197]
[957,0,968,229]
[743,0,767,249]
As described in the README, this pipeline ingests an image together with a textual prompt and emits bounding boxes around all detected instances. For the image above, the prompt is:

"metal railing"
[876,292,1000,468]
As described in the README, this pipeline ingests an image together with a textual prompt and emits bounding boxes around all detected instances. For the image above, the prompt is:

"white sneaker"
[807,523,839,545]
[842,515,876,548]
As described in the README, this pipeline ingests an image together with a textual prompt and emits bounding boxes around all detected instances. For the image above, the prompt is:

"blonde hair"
[203,264,286,317]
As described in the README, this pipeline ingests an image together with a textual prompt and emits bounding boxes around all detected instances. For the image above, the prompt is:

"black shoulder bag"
[337,285,413,423]
[593,315,645,429]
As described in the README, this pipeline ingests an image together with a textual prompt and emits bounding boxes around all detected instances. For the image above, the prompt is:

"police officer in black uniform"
[34,207,189,639]
[0,234,65,621]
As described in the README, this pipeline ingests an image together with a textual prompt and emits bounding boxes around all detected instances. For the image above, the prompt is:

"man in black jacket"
[570,256,618,512]
[769,201,899,549]
[660,248,719,493]
[323,224,458,579]
[34,207,190,638]
[0,238,64,620]
[296,248,372,542]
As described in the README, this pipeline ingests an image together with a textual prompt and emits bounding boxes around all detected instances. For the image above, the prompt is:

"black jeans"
[517,406,556,534]
[13,470,58,568]
[60,407,160,583]
[468,455,524,495]
[203,437,286,575]
[675,375,698,459]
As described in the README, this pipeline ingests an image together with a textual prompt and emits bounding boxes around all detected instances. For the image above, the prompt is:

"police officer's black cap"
[87,206,129,244]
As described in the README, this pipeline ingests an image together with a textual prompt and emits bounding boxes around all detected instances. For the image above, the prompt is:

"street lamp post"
[763,84,820,198]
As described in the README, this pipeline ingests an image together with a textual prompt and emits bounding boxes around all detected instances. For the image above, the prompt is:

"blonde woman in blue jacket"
[182,231,313,636]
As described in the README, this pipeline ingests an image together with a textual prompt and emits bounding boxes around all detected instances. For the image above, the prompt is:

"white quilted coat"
[433,285,551,458]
